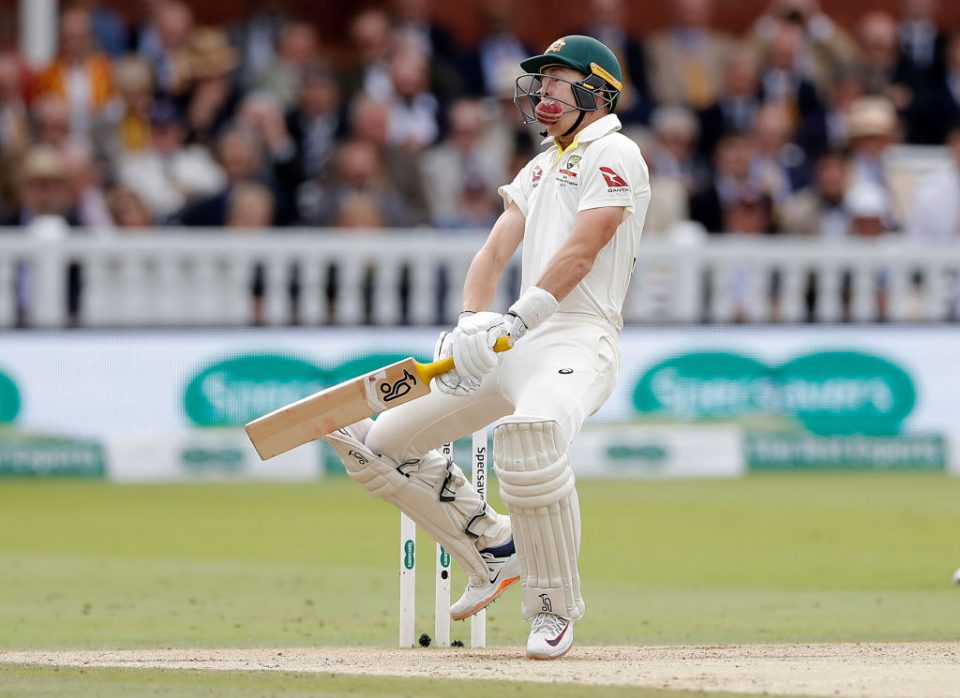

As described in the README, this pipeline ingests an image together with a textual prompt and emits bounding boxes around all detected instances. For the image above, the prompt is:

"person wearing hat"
[115,99,225,220]
[845,95,899,188]
[3,146,79,225]
[323,35,650,659]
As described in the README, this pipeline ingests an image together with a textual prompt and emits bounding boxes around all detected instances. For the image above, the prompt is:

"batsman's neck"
[553,109,607,149]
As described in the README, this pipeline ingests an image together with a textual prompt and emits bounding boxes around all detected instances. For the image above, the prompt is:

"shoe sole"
[450,575,520,621]
[526,644,573,660]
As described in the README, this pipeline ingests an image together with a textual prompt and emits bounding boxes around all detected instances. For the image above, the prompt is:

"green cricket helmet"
[514,35,623,126]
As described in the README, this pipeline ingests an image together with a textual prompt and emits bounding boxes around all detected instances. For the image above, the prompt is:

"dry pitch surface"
[2,643,959,698]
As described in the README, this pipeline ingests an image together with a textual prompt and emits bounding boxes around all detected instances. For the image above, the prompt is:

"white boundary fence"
[1,218,958,327]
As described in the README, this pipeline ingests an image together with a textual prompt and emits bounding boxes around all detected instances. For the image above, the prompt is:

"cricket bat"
[245,336,512,460]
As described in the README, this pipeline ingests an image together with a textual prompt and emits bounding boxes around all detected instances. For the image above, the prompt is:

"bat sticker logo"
[380,369,418,402]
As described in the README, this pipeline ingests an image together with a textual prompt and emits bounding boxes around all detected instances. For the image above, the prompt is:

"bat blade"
[245,357,430,460]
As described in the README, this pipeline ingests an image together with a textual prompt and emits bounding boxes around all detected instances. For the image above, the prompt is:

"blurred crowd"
[1,0,960,241]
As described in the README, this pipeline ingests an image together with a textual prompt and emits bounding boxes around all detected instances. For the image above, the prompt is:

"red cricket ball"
[535,101,564,125]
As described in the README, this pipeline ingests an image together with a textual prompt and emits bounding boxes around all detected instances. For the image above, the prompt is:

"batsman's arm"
[461,203,526,311]
[533,205,624,301]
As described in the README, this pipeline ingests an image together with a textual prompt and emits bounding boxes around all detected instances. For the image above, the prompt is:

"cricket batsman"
[325,35,650,659]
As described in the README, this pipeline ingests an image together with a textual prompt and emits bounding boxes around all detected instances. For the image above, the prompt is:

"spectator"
[235,91,300,219]
[897,0,946,86]
[582,0,653,124]
[724,187,774,235]
[385,48,440,150]
[757,19,827,154]
[230,0,289,88]
[752,102,810,205]
[132,0,168,65]
[175,127,265,227]
[344,8,395,101]
[183,27,242,146]
[907,122,960,241]
[750,0,858,93]
[844,96,898,190]
[462,0,529,98]
[909,32,960,145]
[390,0,464,101]
[689,132,761,233]
[444,175,500,230]
[857,11,904,95]
[346,96,429,224]
[93,56,154,163]
[304,139,411,227]
[422,99,505,226]
[31,97,74,149]
[284,66,346,184]
[822,66,867,149]
[0,53,30,214]
[254,22,320,109]
[3,147,82,326]
[648,105,709,196]
[646,0,734,109]
[0,53,30,155]
[779,149,852,237]
[855,11,927,141]
[333,192,386,229]
[35,7,114,136]
[138,0,194,97]
[227,181,275,229]
[62,141,113,229]
[846,180,893,237]
[2,146,79,225]
[106,185,154,228]
[697,47,762,157]
[116,99,226,220]
[71,0,128,57]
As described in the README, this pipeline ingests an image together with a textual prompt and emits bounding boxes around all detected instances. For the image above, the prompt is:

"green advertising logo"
[404,539,416,570]
[184,354,328,426]
[0,369,20,424]
[184,352,422,427]
[632,351,916,435]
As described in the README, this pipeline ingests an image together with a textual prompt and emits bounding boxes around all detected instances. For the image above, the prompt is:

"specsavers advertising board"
[0,326,956,479]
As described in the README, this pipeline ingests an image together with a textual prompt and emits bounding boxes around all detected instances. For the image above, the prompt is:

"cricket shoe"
[450,538,520,621]
[526,612,573,660]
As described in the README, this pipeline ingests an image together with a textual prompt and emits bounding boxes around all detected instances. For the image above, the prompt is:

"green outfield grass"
[0,473,958,696]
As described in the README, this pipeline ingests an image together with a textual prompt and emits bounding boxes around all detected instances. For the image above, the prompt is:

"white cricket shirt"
[498,114,650,331]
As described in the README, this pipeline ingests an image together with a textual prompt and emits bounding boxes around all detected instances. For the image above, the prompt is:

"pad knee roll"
[493,416,585,621]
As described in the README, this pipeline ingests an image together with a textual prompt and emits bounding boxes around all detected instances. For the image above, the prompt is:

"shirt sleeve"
[498,158,535,216]
[578,138,649,221]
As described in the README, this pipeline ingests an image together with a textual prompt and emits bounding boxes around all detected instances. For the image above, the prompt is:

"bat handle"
[420,334,514,382]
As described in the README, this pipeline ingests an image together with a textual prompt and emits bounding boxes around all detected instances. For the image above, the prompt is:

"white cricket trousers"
[365,314,620,470]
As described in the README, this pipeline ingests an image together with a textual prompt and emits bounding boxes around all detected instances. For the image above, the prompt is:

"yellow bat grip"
[418,335,514,383]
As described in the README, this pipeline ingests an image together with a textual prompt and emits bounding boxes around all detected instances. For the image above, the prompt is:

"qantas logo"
[532,165,543,186]
[599,167,628,188]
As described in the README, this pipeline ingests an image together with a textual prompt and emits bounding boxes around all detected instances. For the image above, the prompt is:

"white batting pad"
[493,416,585,621]
[324,420,496,586]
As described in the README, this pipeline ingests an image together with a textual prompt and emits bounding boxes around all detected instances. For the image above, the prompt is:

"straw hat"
[19,146,69,184]
[846,96,898,140]
[186,27,238,80]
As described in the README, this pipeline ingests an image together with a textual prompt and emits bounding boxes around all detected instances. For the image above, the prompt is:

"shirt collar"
[540,113,623,148]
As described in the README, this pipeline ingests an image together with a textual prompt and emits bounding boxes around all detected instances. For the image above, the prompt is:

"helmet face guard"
[513,72,619,126]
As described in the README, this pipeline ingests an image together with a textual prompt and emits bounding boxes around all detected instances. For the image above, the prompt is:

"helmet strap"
[561,110,586,138]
